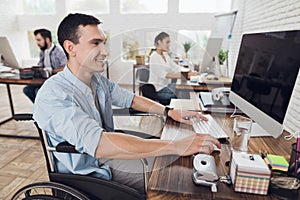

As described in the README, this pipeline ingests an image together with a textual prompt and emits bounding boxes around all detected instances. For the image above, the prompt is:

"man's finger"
[188,112,207,122]
[180,118,193,125]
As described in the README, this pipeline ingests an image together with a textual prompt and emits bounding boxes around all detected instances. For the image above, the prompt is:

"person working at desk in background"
[149,32,197,104]
[33,13,220,192]
[23,28,67,102]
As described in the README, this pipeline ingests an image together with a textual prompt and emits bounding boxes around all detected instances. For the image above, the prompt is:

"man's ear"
[63,40,76,57]
[45,37,51,46]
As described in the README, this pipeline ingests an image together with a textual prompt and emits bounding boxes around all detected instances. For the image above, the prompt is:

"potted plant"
[218,49,229,65]
[218,49,229,76]
[183,41,193,58]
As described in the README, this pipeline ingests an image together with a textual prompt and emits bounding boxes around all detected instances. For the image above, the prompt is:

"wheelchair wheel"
[12,181,90,200]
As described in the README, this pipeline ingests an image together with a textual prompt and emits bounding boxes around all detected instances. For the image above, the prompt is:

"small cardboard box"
[230,152,271,195]
[136,55,145,65]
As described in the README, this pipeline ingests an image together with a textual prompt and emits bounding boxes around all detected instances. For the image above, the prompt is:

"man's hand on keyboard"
[168,109,207,125]
[175,134,221,155]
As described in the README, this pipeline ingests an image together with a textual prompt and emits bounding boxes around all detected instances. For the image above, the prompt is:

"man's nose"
[100,45,108,56]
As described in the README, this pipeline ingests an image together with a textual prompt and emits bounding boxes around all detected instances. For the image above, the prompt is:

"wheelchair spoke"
[33,188,38,194]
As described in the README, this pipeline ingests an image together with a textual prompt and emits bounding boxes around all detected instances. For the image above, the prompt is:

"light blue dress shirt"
[33,66,134,180]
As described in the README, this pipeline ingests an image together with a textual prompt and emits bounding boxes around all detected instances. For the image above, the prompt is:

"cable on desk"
[284,130,300,141]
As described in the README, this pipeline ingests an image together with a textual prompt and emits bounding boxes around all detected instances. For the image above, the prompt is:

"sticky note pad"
[266,154,289,171]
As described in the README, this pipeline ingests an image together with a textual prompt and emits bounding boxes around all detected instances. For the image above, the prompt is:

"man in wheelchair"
[32,13,220,193]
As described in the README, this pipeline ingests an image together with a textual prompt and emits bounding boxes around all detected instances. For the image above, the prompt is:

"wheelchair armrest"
[56,141,79,154]
[113,108,165,129]
[112,108,146,116]
[13,113,33,121]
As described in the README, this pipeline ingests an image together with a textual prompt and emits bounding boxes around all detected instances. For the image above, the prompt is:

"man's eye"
[94,42,99,45]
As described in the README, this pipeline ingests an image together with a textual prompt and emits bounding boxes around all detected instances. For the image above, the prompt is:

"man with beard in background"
[23,28,67,102]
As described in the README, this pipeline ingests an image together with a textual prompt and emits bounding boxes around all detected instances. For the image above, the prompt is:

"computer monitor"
[200,38,223,72]
[0,36,21,69]
[229,30,300,138]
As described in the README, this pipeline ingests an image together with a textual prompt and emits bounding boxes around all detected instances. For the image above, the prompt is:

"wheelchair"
[11,109,164,200]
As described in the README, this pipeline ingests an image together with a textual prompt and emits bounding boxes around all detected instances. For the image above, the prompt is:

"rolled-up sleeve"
[33,86,103,157]
[106,79,134,108]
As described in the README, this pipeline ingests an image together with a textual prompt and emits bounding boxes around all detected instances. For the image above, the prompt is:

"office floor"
[0,84,162,200]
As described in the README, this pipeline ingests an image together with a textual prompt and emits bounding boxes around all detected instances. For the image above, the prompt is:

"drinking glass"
[231,116,252,152]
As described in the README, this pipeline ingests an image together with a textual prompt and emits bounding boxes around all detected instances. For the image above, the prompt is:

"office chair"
[140,84,171,106]
[12,110,164,200]
[135,66,150,95]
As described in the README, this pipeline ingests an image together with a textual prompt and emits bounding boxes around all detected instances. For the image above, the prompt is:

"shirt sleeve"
[166,53,182,73]
[105,78,134,108]
[33,82,103,157]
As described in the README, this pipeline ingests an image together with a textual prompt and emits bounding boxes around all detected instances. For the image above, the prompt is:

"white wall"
[0,0,217,84]
[229,0,300,134]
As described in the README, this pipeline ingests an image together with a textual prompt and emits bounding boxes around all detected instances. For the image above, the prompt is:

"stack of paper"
[264,154,289,172]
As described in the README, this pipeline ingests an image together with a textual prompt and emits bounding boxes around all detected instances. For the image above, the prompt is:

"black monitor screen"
[231,30,300,124]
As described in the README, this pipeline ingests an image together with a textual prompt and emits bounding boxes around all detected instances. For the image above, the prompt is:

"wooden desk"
[147,113,294,199]
[165,72,181,79]
[0,77,45,139]
[176,77,232,92]
[166,72,232,91]
[132,64,149,93]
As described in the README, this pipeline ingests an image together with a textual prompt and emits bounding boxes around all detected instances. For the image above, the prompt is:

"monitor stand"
[250,122,272,137]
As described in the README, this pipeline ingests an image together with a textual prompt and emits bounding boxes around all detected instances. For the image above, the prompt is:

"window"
[122,30,211,62]
[179,0,232,13]
[120,0,168,14]
[177,30,211,64]
[122,32,139,60]
[21,0,55,15]
[122,30,161,61]
[144,31,160,49]
[66,0,109,14]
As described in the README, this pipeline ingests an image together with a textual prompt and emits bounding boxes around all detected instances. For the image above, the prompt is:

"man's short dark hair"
[57,13,101,59]
[34,28,52,42]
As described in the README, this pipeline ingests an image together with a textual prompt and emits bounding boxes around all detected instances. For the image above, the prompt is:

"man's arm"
[95,131,219,159]
[131,95,165,115]
[131,96,207,125]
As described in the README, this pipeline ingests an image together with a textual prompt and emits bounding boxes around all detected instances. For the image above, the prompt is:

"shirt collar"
[62,66,94,96]
[45,43,55,54]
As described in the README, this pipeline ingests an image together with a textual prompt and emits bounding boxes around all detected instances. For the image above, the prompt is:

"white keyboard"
[190,114,228,140]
